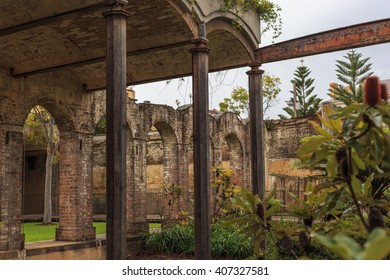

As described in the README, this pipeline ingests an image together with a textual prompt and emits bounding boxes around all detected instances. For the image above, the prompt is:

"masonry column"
[56,132,95,241]
[126,137,148,234]
[104,1,129,260]
[191,38,211,259]
[247,65,265,198]
[0,124,24,251]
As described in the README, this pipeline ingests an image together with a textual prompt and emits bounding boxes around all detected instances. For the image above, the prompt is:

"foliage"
[330,50,373,105]
[297,76,390,236]
[225,188,280,258]
[219,0,282,41]
[160,183,185,228]
[313,228,390,260]
[218,74,281,118]
[144,220,252,259]
[94,116,106,135]
[211,167,241,218]
[279,63,322,119]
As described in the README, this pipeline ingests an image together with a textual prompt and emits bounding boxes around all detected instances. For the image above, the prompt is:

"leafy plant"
[297,76,390,233]
[225,188,280,258]
[313,228,390,260]
[211,167,241,218]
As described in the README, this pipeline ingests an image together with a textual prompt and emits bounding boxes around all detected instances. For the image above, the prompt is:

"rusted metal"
[191,38,211,260]
[257,18,390,64]
[104,3,129,260]
[247,66,266,199]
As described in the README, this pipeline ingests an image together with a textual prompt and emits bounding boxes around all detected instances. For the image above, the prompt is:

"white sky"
[134,0,390,119]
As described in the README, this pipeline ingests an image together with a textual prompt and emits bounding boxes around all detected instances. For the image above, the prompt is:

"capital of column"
[103,0,129,17]
[246,64,264,76]
[190,38,210,54]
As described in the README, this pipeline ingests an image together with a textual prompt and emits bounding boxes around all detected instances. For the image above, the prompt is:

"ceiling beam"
[12,40,194,78]
[256,18,390,64]
[0,2,106,38]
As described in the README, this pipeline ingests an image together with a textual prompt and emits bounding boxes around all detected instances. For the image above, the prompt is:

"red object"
[364,76,381,106]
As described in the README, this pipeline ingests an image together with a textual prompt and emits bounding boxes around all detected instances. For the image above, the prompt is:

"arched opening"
[222,133,244,186]
[22,105,60,242]
[146,122,179,224]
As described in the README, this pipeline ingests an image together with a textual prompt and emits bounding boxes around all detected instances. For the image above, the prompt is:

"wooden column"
[247,66,266,199]
[191,39,211,259]
[104,1,129,260]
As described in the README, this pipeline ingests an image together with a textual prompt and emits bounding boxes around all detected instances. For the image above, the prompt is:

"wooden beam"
[104,3,129,260]
[0,3,106,38]
[257,18,390,64]
[12,40,193,79]
[191,38,211,260]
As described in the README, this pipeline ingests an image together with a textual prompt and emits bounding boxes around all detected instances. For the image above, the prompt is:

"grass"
[22,222,160,243]
[23,222,106,243]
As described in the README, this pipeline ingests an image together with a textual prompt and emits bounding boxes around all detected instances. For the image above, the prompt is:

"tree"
[24,106,59,225]
[330,50,373,105]
[279,62,322,119]
[218,74,281,118]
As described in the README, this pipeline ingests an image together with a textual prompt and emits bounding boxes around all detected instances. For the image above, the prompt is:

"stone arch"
[22,105,60,227]
[223,132,244,186]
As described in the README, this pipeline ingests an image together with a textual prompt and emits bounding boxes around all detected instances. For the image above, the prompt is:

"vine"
[219,0,282,40]
[186,0,282,40]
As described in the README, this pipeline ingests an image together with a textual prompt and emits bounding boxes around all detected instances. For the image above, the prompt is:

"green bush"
[144,220,252,259]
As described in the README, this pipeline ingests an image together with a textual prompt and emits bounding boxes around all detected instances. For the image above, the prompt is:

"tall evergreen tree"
[279,62,322,119]
[330,50,373,104]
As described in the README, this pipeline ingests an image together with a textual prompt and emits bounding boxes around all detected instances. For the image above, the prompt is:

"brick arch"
[223,132,244,186]
[206,17,256,63]
[23,98,76,133]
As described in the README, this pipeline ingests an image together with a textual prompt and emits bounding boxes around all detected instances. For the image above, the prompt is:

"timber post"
[191,37,211,260]
[247,65,266,199]
[104,0,129,260]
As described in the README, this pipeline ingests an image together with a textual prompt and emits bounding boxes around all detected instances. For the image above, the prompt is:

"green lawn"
[22,222,160,243]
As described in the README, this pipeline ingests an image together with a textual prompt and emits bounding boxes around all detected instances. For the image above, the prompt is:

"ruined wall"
[265,116,320,195]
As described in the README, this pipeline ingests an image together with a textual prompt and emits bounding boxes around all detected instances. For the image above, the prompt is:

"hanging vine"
[219,0,282,40]
[187,0,282,40]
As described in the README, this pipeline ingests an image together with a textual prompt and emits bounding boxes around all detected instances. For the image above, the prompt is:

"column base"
[56,226,96,242]
[0,232,24,251]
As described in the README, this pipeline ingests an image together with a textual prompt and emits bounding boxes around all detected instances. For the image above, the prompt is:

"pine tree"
[279,62,322,119]
[330,50,373,104]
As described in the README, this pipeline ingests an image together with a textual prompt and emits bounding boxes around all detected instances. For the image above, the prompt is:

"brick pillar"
[247,65,265,198]
[126,138,148,234]
[0,124,24,251]
[177,142,190,214]
[56,132,95,241]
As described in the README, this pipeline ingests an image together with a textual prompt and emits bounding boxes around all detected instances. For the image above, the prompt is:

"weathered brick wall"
[266,116,318,159]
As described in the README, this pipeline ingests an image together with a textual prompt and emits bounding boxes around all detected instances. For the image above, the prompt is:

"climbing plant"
[219,0,282,40]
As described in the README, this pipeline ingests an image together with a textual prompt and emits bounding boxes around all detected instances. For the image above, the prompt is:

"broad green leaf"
[366,108,383,128]
[309,120,333,139]
[265,203,280,219]
[326,155,338,180]
[371,129,384,162]
[297,136,328,161]
[351,153,365,170]
[363,228,390,260]
[363,173,374,197]
[318,106,342,133]
[314,232,362,260]
[326,188,344,212]
[351,176,362,196]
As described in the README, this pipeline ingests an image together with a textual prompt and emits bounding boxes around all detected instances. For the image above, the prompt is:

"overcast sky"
[134,0,390,119]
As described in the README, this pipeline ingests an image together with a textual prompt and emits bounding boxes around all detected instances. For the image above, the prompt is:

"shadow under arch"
[222,132,244,186]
